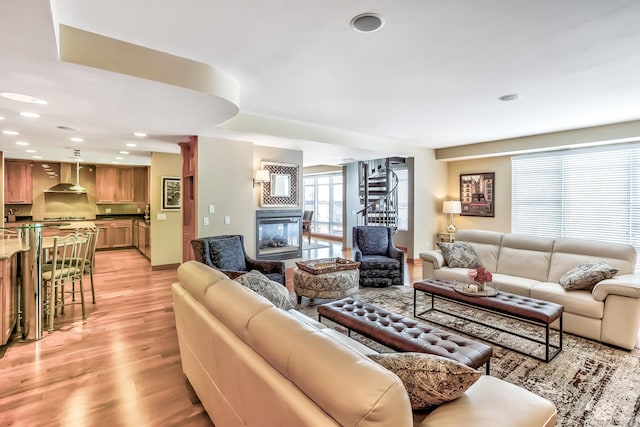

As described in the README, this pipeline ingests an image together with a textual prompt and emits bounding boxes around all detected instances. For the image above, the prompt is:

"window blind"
[512,146,640,271]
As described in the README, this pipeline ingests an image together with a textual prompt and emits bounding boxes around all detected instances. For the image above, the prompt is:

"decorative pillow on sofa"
[368,352,481,410]
[209,236,247,271]
[559,262,619,291]
[436,242,482,269]
[235,270,294,310]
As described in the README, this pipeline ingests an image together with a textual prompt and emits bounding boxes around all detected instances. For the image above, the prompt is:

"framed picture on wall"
[460,172,494,217]
[161,176,181,211]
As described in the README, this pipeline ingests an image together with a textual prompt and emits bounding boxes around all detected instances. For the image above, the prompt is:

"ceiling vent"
[350,13,384,33]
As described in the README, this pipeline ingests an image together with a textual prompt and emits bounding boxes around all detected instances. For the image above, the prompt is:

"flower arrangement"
[467,267,493,290]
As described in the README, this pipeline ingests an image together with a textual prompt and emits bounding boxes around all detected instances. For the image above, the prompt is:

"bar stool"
[41,232,90,333]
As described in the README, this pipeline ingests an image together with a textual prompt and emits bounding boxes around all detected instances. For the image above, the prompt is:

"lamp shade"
[443,201,462,214]
[254,169,270,182]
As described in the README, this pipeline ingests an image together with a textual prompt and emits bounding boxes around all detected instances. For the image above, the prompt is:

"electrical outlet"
[209,204,215,213]
[224,216,231,225]
[203,216,209,226]
[105,208,111,214]
[157,213,166,220]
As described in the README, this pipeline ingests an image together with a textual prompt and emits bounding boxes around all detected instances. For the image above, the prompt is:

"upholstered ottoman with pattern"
[294,258,360,304]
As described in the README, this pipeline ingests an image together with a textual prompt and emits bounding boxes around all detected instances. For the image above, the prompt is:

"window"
[304,173,343,237]
[394,168,409,231]
[512,146,640,271]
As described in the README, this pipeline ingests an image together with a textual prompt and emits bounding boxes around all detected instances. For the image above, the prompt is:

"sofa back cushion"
[497,234,554,282]
[177,260,229,303]
[454,230,503,272]
[548,237,637,283]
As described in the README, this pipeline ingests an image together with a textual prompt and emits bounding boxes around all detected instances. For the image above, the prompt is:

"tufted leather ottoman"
[318,297,492,373]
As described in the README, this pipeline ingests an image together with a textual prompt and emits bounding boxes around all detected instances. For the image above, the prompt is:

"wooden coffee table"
[413,278,563,362]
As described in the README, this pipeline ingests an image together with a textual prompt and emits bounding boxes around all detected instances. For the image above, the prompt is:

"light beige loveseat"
[420,230,640,350]
[172,260,557,427]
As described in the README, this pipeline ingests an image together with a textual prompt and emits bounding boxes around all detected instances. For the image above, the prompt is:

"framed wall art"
[161,176,181,211]
[460,172,494,217]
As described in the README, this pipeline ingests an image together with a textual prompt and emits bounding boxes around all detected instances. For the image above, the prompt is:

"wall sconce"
[442,200,462,233]
[253,169,270,187]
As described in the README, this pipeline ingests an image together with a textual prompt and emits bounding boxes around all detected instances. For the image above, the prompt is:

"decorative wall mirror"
[270,174,291,197]
[260,161,299,207]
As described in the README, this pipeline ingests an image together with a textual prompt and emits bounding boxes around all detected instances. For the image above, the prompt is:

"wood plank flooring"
[0,241,422,426]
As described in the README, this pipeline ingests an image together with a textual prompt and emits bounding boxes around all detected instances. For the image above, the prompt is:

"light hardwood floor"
[0,240,422,426]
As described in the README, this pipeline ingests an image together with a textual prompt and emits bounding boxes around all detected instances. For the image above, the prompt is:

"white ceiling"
[2,0,640,166]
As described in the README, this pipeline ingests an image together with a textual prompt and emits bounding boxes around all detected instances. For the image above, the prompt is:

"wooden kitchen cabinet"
[95,166,134,203]
[133,167,149,203]
[110,220,132,247]
[4,160,33,204]
[95,221,111,249]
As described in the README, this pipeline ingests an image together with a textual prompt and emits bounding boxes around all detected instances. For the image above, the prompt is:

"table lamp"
[443,201,462,233]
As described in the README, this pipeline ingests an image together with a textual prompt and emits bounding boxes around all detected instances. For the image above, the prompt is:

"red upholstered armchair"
[352,226,404,287]
[191,234,286,285]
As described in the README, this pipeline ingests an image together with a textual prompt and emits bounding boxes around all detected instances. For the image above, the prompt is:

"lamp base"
[446,223,457,233]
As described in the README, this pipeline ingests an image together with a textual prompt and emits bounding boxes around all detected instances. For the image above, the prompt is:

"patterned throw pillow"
[235,270,293,310]
[209,236,247,271]
[436,242,482,269]
[559,262,619,291]
[368,352,481,410]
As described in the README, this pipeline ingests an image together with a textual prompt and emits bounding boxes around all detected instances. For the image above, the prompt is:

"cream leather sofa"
[420,230,640,350]
[172,260,557,427]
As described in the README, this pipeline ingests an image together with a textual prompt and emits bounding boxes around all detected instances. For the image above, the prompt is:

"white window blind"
[512,146,640,272]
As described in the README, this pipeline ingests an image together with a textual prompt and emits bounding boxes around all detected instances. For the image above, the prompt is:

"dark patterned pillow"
[235,270,293,310]
[437,242,481,269]
[368,352,481,410]
[209,236,247,271]
[357,227,389,255]
[560,262,619,291]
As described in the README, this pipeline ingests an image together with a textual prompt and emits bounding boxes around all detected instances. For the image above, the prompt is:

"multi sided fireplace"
[256,209,302,260]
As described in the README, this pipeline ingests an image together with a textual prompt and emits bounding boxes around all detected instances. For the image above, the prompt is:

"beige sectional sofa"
[420,229,640,350]
[172,260,557,427]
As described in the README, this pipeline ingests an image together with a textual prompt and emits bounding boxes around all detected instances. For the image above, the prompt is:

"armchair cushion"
[357,227,389,255]
[209,236,247,271]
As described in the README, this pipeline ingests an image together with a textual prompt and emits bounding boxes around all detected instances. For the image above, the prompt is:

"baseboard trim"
[152,263,180,271]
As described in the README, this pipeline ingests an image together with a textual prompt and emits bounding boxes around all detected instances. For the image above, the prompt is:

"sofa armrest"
[419,250,445,279]
[419,250,445,269]
[592,273,640,301]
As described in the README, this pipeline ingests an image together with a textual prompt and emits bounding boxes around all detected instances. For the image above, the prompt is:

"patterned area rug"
[295,285,640,427]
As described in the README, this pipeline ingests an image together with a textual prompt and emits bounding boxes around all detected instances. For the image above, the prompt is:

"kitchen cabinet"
[133,167,149,203]
[135,220,150,259]
[95,166,134,203]
[4,160,33,204]
[95,219,132,249]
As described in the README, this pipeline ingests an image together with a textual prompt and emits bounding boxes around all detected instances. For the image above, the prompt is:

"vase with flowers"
[467,267,493,291]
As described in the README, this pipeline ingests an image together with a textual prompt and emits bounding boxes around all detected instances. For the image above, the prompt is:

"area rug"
[295,285,640,427]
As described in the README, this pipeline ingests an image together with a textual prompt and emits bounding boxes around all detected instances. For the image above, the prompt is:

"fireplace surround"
[256,209,302,260]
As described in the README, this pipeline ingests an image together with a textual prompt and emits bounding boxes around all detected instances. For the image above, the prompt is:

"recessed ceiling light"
[20,111,40,118]
[0,116,5,121]
[111,161,120,164]
[498,93,521,102]
[3,130,19,135]
[126,143,137,147]
[115,156,124,160]
[120,151,129,155]
[1,92,47,105]
[32,155,42,159]
[350,13,384,33]
[25,149,36,153]
[134,132,146,137]
[71,137,84,142]
[16,141,29,146]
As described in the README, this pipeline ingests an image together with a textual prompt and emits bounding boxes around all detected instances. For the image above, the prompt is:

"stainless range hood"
[44,162,87,194]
